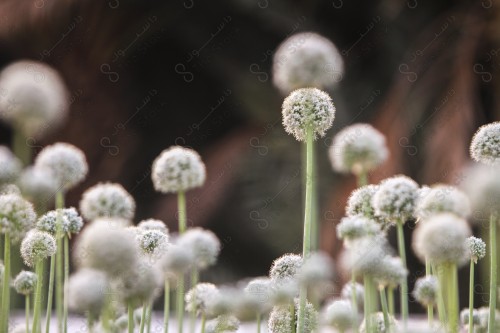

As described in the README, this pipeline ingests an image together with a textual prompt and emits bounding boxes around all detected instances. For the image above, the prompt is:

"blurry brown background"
[0,0,499,311]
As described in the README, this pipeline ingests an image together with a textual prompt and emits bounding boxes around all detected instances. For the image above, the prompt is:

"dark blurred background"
[0,0,499,311]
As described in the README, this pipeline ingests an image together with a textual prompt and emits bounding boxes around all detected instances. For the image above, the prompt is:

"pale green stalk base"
[1,233,11,332]
[388,287,394,317]
[56,191,65,333]
[164,279,170,333]
[189,269,199,333]
[364,275,376,333]
[12,127,31,166]
[140,303,147,333]
[146,301,153,333]
[128,303,134,333]
[256,313,261,333]
[177,278,185,333]
[396,221,408,332]
[309,140,318,251]
[26,295,31,332]
[425,259,434,327]
[200,313,206,333]
[379,287,390,332]
[489,214,497,333]
[178,191,187,234]
[351,274,359,331]
[469,259,475,333]
[449,263,459,333]
[290,302,296,333]
[32,259,44,333]
[356,171,368,187]
[436,264,447,326]
[63,235,70,333]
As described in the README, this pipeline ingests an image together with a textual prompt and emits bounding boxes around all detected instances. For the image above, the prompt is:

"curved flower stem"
[469,259,475,333]
[164,279,170,333]
[177,277,185,333]
[189,269,199,333]
[489,213,497,333]
[55,191,65,333]
[256,312,261,333]
[379,287,390,333]
[63,235,69,333]
[32,259,44,333]
[128,303,134,333]
[140,302,147,333]
[297,128,314,333]
[396,220,408,332]
[44,255,56,333]
[26,294,30,332]
[1,232,11,332]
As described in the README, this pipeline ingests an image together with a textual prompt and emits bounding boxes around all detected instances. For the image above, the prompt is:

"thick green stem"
[469,259,475,333]
[388,287,394,317]
[45,255,56,333]
[87,312,94,333]
[12,127,31,166]
[425,259,434,327]
[164,279,170,333]
[32,259,44,333]
[379,287,390,333]
[128,303,134,333]
[436,264,447,326]
[256,312,261,333]
[350,275,359,328]
[146,301,152,333]
[189,269,199,333]
[309,140,318,251]
[63,235,69,333]
[364,275,373,333]
[200,313,206,333]
[396,221,408,332]
[140,303,147,333]
[177,277,185,333]
[449,263,459,333]
[489,213,497,333]
[357,171,368,187]
[178,191,187,234]
[296,285,308,333]
[56,191,65,333]
[290,302,296,333]
[1,233,11,332]
[26,295,31,332]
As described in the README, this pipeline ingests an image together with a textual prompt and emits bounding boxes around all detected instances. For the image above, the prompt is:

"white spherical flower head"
[337,216,381,246]
[298,252,334,287]
[360,312,397,333]
[35,143,88,191]
[268,298,318,333]
[461,308,480,326]
[416,184,471,220]
[346,185,378,218]
[37,207,83,236]
[324,299,356,331]
[152,146,206,193]
[470,122,500,166]
[269,253,303,283]
[117,260,162,306]
[160,243,194,277]
[281,88,336,142]
[0,193,36,242]
[341,282,364,309]
[273,32,344,94]
[67,268,109,317]
[0,60,69,138]
[177,228,220,270]
[465,236,486,264]
[206,315,240,333]
[461,164,500,218]
[412,213,472,266]
[18,166,58,202]
[185,282,219,316]
[269,280,299,305]
[372,175,419,223]
[80,182,136,221]
[412,276,438,307]
[346,236,389,276]
[13,270,37,295]
[374,256,408,288]
[0,146,21,185]
[244,277,272,311]
[137,229,169,255]
[20,230,56,267]
[137,218,169,234]
[329,123,389,175]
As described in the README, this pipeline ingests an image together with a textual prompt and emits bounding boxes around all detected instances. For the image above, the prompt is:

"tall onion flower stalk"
[14,270,37,331]
[465,236,486,333]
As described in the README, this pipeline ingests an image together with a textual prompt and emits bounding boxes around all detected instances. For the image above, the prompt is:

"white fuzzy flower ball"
[80,182,135,221]
[281,88,336,142]
[244,277,272,312]
[329,123,389,175]
[67,268,109,317]
[13,270,37,295]
[465,236,486,263]
[160,243,194,277]
[18,166,58,202]
[0,60,69,138]
[341,282,364,310]
[0,193,36,242]
[416,185,471,220]
[269,253,303,283]
[117,260,162,306]
[137,218,168,234]
[34,143,88,191]
[152,146,206,193]
[412,275,438,307]
[374,256,407,288]
[37,207,83,236]
[206,315,240,333]
[372,175,419,223]
[177,228,220,270]
[185,282,219,315]
[346,185,378,218]
[272,32,344,94]
[461,164,500,217]
[137,229,169,255]
[412,213,471,266]
[268,298,318,333]
[470,122,500,166]
[20,230,56,267]
[346,236,389,276]
[324,299,357,331]
[298,252,334,287]
[337,216,381,245]
[0,146,21,185]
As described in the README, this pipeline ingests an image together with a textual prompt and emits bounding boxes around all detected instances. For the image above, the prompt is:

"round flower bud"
[0,183,21,195]
[74,222,139,276]
[37,207,83,236]
[117,260,162,306]
[268,298,318,333]
[0,60,69,138]
[269,253,302,283]
[270,280,299,305]
[461,164,500,218]
[0,146,21,185]
[177,228,220,270]
[346,236,389,276]
[470,122,500,166]
[13,270,37,295]
[360,312,397,333]
[160,243,194,277]
[20,230,56,267]
[244,277,272,313]
[0,193,36,242]
[137,218,168,234]
[298,252,334,287]
[372,175,419,223]
[341,282,364,310]
[416,185,471,220]
[412,276,438,307]
[374,256,407,288]
[337,216,381,246]
[137,229,168,255]
[151,146,206,193]
[209,287,240,316]
[465,236,486,264]
[185,282,219,316]
[281,88,335,142]
[324,299,357,331]
[18,166,58,203]
[272,32,344,95]
[329,123,388,175]
[34,143,88,191]
[346,185,378,218]
[79,182,136,221]
[67,268,109,317]
[413,213,471,266]
[206,315,240,333]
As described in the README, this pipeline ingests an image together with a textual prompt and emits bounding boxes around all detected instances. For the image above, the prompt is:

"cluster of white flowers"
[185,282,219,315]
[269,253,303,283]
[177,227,220,269]
[324,299,357,331]
[0,192,36,241]
[268,298,318,333]
[470,121,500,166]
[79,182,136,221]
[337,216,381,245]
[20,230,56,267]
[18,166,58,202]
[67,268,109,317]
[374,256,407,288]
[37,207,83,235]
[416,184,470,220]
[13,270,37,295]
[412,275,438,307]
[372,175,419,223]
[0,146,21,185]
[465,236,486,263]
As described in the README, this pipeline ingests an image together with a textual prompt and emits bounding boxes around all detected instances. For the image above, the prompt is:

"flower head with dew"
[116,259,162,306]
[323,299,357,331]
[151,146,206,193]
[272,32,344,94]
[345,235,390,277]
[67,268,109,318]
[0,60,69,138]
[281,88,335,142]
[137,229,169,256]
[346,185,378,218]
[79,182,136,221]
[205,314,240,333]
[298,251,334,288]
[268,298,318,333]
[337,216,381,247]
[137,218,168,234]
[374,256,408,289]
[269,253,303,284]
[416,184,471,220]
[0,192,36,242]
[13,270,37,295]
[0,146,21,185]
[18,166,58,203]
[160,242,194,278]
[465,236,486,264]
[177,228,220,270]
[360,312,397,333]
[34,142,88,191]
[329,123,389,175]
[412,213,472,266]
[20,230,56,267]
[372,175,419,223]
[74,222,139,277]
[37,207,83,236]
[461,164,500,218]
[470,121,500,166]
[185,282,219,316]
[341,282,364,310]
[461,308,480,326]
[244,277,273,313]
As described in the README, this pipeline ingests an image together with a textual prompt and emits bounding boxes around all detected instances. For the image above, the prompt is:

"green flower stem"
[290,302,296,333]
[357,171,368,187]
[350,274,359,326]
[449,263,459,333]
[256,312,261,333]
[489,213,497,333]
[1,232,11,332]
[164,279,170,333]
[146,301,153,333]
[436,264,447,326]
[63,235,70,333]
[101,292,114,331]
[309,140,319,251]
[425,259,434,327]
[128,303,134,333]
[388,287,394,316]
[200,313,206,333]
[364,275,374,333]
[55,191,65,333]
[44,255,56,333]
[178,191,187,234]
[26,295,31,332]
[140,302,147,333]
[469,259,475,333]
[379,287,390,333]
[177,277,185,333]
[87,312,94,333]
[32,259,44,333]
[297,128,314,333]
[12,127,31,166]
[189,269,199,333]
[396,220,408,332]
